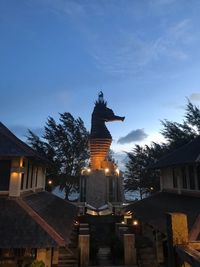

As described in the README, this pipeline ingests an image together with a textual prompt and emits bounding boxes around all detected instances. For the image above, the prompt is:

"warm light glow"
[133,220,138,226]
[105,168,109,173]
[87,168,91,173]
[121,221,125,224]
[48,180,52,185]
[74,220,79,226]
[150,187,154,191]
[115,168,120,175]
[126,211,132,215]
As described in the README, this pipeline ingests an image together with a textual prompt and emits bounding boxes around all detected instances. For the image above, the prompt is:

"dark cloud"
[9,125,43,140]
[117,129,148,144]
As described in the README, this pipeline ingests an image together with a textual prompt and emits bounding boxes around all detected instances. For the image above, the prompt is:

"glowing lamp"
[133,220,138,226]
[105,168,109,174]
[48,180,52,185]
[115,168,120,175]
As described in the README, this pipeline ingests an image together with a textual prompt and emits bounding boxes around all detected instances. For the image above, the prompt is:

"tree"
[27,112,89,200]
[125,143,166,199]
[125,101,200,198]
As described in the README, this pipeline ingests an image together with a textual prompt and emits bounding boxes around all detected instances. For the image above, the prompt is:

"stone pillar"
[79,224,90,267]
[9,158,23,197]
[124,234,136,265]
[167,213,190,267]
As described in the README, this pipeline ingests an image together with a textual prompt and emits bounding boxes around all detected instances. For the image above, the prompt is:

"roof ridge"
[0,122,48,162]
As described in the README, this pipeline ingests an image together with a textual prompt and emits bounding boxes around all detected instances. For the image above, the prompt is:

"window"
[172,168,178,188]
[35,167,38,187]
[30,165,34,188]
[197,165,200,190]
[189,165,195,190]
[20,173,24,190]
[26,161,30,189]
[181,166,187,189]
[20,160,25,190]
[0,160,11,191]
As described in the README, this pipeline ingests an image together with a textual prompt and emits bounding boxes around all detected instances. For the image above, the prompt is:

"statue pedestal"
[86,171,107,209]
[79,169,124,214]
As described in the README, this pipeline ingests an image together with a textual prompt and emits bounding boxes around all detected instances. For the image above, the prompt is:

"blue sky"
[1,0,200,162]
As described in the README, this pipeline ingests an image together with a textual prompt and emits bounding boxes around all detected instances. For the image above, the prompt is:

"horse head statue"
[89,92,125,170]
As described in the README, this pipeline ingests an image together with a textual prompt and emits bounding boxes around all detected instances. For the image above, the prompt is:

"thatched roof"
[125,192,200,234]
[0,122,47,162]
[152,136,200,169]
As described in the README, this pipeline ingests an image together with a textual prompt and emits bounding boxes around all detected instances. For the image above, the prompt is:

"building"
[125,137,200,265]
[0,122,78,267]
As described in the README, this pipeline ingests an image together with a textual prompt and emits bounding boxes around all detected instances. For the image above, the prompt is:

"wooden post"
[167,213,190,267]
[79,234,90,267]
[124,234,136,265]
[52,247,59,266]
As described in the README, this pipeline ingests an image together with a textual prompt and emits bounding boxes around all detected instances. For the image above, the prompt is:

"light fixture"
[115,168,120,175]
[87,168,91,173]
[133,220,138,226]
[48,180,52,185]
[105,168,109,174]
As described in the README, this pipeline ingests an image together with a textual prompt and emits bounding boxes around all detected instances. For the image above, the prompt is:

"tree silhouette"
[125,101,200,198]
[27,112,89,200]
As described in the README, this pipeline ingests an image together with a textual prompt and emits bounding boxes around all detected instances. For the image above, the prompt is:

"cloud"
[189,93,200,102]
[118,129,148,144]
[9,125,43,139]
[31,1,197,77]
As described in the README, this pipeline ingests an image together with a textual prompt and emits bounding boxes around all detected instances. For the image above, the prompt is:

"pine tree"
[27,112,89,200]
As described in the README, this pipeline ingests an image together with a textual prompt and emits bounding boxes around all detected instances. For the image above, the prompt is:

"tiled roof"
[125,192,200,234]
[23,191,78,243]
[152,136,200,169]
[0,197,57,248]
[0,122,47,162]
[0,191,78,248]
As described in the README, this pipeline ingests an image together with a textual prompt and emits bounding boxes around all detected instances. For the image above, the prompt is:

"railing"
[167,213,200,267]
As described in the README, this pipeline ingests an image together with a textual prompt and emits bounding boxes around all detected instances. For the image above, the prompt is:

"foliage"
[27,112,89,199]
[125,101,200,198]
[125,143,166,199]
[29,260,45,267]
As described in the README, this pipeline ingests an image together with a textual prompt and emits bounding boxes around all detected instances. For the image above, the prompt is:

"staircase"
[96,246,112,266]
[58,247,78,267]
[138,246,158,267]
[58,225,79,267]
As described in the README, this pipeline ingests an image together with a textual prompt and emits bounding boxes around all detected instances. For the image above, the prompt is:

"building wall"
[160,164,200,195]
[0,157,46,197]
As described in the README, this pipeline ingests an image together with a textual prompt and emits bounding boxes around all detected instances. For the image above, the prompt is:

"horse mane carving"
[89,92,125,170]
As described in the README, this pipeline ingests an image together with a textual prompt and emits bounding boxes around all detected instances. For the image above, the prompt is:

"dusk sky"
[1,0,200,163]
